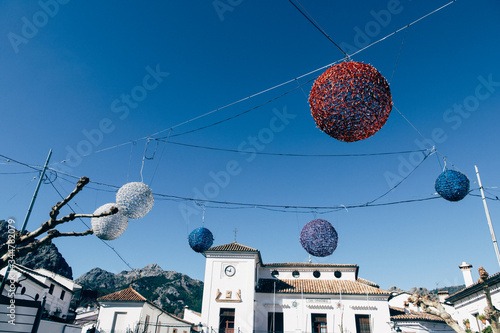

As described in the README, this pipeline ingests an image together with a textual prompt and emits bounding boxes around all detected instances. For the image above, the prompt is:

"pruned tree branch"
[478,267,500,333]
[0,177,118,269]
[408,294,465,333]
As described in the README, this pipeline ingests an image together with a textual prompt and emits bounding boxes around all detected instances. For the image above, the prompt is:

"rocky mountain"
[75,264,204,316]
[0,219,73,279]
[388,285,466,299]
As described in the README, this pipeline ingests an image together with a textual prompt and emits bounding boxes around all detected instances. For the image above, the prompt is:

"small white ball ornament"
[91,203,128,240]
[116,182,154,219]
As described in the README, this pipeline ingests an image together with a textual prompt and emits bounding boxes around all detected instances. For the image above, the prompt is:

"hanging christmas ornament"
[91,203,128,240]
[300,219,338,257]
[188,227,214,253]
[435,169,470,202]
[309,61,392,142]
[116,182,154,219]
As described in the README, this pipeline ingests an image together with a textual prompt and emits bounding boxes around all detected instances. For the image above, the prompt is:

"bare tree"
[408,266,500,333]
[407,293,465,333]
[0,177,118,269]
[478,267,500,333]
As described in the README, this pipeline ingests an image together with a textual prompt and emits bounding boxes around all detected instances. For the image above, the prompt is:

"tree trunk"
[408,294,466,333]
[478,267,500,333]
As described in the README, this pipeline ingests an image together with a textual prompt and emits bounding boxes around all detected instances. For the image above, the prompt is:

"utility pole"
[475,165,500,268]
[0,149,52,292]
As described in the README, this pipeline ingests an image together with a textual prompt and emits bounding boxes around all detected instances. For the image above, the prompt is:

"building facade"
[200,242,392,333]
[96,286,194,333]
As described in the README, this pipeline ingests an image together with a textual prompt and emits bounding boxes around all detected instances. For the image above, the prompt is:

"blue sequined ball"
[435,169,470,202]
[188,227,214,253]
[300,219,338,257]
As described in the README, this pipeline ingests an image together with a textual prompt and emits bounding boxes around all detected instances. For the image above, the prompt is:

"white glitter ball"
[91,203,128,240]
[116,182,154,219]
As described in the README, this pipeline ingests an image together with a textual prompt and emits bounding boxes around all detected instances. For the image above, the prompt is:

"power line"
[83,1,455,158]
[288,0,349,60]
[161,140,430,157]
[47,179,134,270]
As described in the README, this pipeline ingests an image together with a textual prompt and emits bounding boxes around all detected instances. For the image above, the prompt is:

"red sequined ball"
[309,61,393,142]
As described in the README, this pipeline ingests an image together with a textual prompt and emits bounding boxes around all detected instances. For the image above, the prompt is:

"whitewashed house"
[96,286,194,333]
[388,292,455,333]
[445,262,500,332]
[200,242,392,333]
[0,263,82,333]
[0,263,81,320]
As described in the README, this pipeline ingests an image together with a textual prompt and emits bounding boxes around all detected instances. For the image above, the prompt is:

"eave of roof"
[256,278,389,296]
[446,271,500,303]
[205,242,259,253]
[98,286,147,302]
[98,287,194,326]
[390,306,445,323]
[263,263,358,268]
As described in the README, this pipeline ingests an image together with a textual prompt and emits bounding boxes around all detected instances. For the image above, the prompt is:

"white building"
[200,242,392,333]
[445,262,500,332]
[0,263,81,320]
[96,286,194,333]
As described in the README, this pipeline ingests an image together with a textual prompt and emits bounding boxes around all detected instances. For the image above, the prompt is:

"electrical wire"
[3,153,493,214]
[160,140,430,157]
[81,0,456,158]
[47,179,134,270]
[288,0,349,60]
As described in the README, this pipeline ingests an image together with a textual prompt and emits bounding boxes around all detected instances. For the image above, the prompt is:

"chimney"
[438,291,449,303]
[459,262,474,286]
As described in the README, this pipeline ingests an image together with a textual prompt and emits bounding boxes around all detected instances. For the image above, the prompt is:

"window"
[48,284,54,295]
[35,293,39,301]
[311,314,327,333]
[219,308,235,333]
[21,287,26,295]
[268,312,284,333]
[313,270,321,278]
[292,270,300,278]
[144,315,150,333]
[355,314,371,333]
[334,271,342,279]
[271,270,279,278]
[60,290,65,300]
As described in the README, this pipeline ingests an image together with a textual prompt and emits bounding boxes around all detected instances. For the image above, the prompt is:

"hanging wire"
[47,179,134,270]
[288,0,350,60]
[126,141,136,182]
[149,128,172,186]
[365,150,434,205]
[389,26,409,85]
[161,140,429,157]
[75,0,456,160]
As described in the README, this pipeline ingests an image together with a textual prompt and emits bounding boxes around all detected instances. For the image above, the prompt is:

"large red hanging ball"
[309,61,393,142]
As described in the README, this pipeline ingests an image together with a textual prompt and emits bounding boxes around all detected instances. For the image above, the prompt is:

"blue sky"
[1,0,500,291]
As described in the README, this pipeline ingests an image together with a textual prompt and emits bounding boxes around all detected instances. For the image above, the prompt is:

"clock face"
[225,265,236,277]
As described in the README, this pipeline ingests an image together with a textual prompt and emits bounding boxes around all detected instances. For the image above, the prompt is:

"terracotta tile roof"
[98,287,147,302]
[206,242,259,252]
[256,279,390,295]
[446,271,500,303]
[263,263,358,268]
[390,307,445,322]
[357,277,379,288]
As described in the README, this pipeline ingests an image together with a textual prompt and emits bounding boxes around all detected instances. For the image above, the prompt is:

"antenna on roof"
[233,228,239,243]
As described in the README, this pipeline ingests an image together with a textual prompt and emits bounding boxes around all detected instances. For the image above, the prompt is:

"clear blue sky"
[1,0,500,291]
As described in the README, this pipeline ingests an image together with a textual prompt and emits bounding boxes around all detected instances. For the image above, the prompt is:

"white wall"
[201,253,258,333]
[254,293,391,333]
[38,319,81,333]
[449,281,500,333]
[97,301,144,333]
